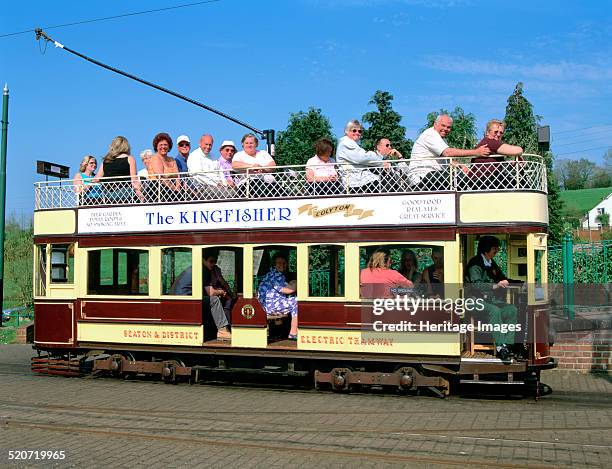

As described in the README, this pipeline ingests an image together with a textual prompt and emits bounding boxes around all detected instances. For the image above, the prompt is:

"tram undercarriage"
[30,342,556,399]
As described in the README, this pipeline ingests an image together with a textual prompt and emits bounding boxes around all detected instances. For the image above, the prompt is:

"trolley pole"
[0,84,8,327]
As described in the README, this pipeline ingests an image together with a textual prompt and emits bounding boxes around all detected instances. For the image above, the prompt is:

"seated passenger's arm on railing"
[442,145,490,158]
[496,143,523,157]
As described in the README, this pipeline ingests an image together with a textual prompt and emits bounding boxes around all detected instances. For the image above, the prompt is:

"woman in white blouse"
[232,133,277,197]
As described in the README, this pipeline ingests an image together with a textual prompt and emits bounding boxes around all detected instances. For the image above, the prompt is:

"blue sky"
[0,0,610,218]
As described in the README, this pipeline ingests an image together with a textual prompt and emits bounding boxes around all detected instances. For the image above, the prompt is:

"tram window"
[87,249,149,295]
[308,245,344,297]
[253,246,296,292]
[359,245,445,298]
[162,248,192,295]
[50,244,74,284]
[35,245,47,296]
[534,250,544,285]
[211,248,243,294]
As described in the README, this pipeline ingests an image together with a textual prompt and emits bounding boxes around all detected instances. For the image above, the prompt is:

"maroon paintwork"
[78,299,203,324]
[231,297,267,327]
[34,301,75,346]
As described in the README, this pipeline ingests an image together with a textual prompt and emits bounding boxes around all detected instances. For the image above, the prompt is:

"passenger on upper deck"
[409,115,490,190]
[336,120,387,193]
[93,136,143,202]
[188,134,227,189]
[232,133,277,197]
[74,155,102,205]
[469,120,524,189]
[360,249,413,298]
[149,133,182,200]
[398,250,421,284]
[138,149,153,177]
[174,135,191,174]
[217,140,237,187]
[464,236,521,360]
[257,253,298,340]
[306,138,338,194]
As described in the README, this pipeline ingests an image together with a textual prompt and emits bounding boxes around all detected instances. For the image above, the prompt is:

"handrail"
[33,154,547,210]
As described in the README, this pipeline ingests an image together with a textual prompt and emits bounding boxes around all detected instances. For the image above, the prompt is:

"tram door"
[201,246,243,341]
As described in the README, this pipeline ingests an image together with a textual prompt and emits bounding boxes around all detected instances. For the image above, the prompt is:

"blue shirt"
[175,155,189,174]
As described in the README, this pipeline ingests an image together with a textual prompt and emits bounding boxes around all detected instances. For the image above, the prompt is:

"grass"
[560,187,612,217]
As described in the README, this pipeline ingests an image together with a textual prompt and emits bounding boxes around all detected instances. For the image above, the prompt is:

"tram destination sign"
[77,194,456,234]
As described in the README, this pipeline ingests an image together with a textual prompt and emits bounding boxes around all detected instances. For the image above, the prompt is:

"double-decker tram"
[31,155,556,396]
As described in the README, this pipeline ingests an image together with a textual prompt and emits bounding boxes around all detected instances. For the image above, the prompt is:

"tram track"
[3,419,590,469]
[2,400,610,446]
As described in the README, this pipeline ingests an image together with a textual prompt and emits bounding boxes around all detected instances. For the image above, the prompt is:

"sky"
[0,0,610,218]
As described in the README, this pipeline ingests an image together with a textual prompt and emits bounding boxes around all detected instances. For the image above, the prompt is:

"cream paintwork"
[77,322,204,346]
[459,193,548,224]
[297,329,461,356]
[34,210,75,235]
[231,327,267,348]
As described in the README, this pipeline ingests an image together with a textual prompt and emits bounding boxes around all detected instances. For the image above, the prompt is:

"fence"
[548,236,611,284]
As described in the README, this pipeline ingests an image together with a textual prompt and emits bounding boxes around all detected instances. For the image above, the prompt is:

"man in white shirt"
[187,134,226,188]
[409,115,490,190]
[335,120,388,193]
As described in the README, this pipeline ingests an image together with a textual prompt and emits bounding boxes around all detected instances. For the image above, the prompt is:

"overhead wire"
[556,145,611,156]
[553,124,612,135]
[0,0,223,38]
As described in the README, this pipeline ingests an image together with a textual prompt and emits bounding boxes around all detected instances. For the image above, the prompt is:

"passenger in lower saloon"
[257,253,298,340]
[360,249,413,298]
[422,246,444,298]
[202,250,236,331]
[464,235,522,360]
[398,250,421,285]
[170,255,232,341]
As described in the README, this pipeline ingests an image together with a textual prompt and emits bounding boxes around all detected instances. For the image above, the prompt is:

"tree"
[275,108,335,167]
[590,167,612,188]
[559,159,596,190]
[4,224,33,308]
[595,212,610,229]
[360,90,413,156]
[503,82,564,243]
[421,106,478,149]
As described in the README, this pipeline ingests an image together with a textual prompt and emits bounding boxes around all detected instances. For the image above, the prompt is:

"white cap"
[220,140,236,149]
[176,135,190,144]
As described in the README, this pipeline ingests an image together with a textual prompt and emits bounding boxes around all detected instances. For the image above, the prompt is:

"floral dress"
[257,268,298,317]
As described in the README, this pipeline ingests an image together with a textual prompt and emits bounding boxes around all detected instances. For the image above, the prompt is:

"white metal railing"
[33,154,547,210]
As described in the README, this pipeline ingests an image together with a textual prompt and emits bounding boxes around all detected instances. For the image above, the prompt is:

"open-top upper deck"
[33,155,549,236]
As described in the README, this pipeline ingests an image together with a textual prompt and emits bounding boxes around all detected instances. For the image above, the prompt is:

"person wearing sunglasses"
[469,119,524,189]
[335,119,388,194]
[409,114,490,190]
[174,135,191,174]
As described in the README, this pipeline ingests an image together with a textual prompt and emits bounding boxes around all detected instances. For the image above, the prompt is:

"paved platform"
[1,345,611,468]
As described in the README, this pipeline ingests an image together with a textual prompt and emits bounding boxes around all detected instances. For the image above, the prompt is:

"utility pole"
[0,84,9,327]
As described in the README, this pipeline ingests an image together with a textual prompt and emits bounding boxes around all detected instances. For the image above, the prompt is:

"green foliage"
[503,82,539,153]
[503,82,564,243]
[590,167,612,188]
[361,90,413,156]
[555,158,597,190]
[275,107,335,166]
[601,230,612,241]
[595,212,610,227]
[4,224,33,308]
[421,106,477,149]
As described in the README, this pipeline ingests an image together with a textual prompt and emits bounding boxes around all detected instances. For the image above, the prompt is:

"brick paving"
[0,345,610,468]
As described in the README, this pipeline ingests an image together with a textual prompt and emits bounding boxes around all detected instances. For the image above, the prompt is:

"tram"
[31,156,555,396]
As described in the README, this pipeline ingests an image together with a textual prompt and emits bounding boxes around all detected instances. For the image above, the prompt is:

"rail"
[34,154,547,210]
